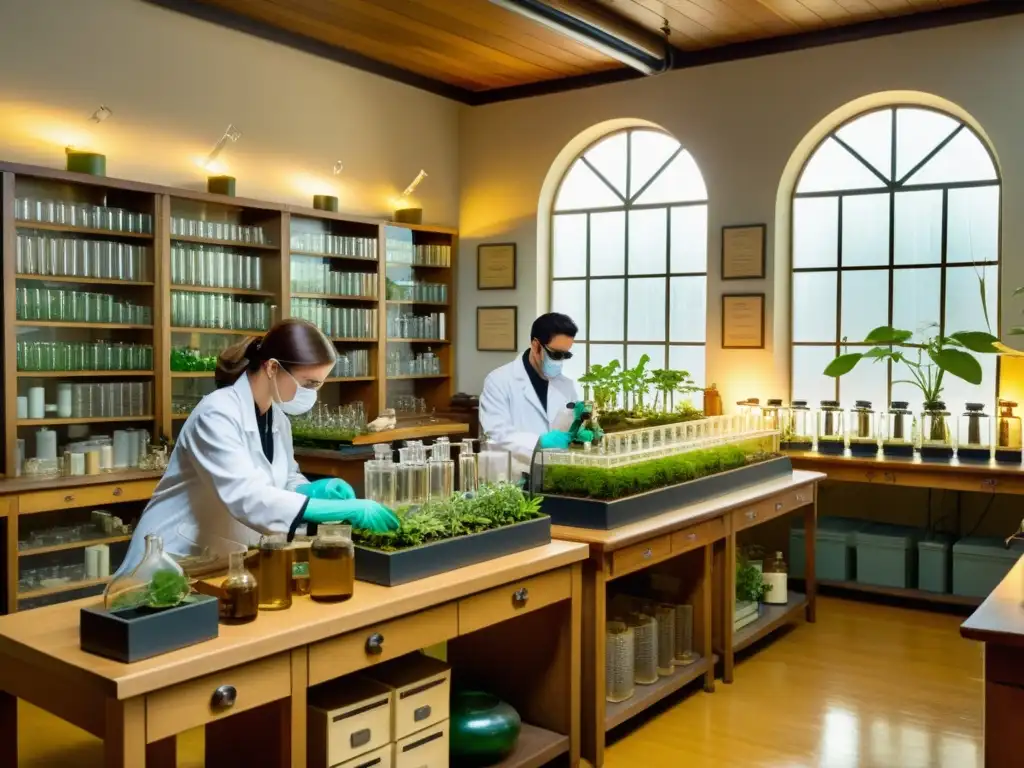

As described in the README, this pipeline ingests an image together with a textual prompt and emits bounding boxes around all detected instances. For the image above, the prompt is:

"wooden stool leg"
[146,737,176,768]
[0,691,16,768]
[805,493,818,623]
[105,697,146,768]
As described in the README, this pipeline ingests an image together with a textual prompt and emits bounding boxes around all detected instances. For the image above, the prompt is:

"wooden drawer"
[19,480,155,514]
[308,677,393,768]
[457,568,571,635]
[338,745,392,768]
[393,721,449,768]
[366,655,450,740]
[308,604,458,686]
[146,653,291,742]
[733,486,813,533]
[670,517,726,555]
[611,535,672,578]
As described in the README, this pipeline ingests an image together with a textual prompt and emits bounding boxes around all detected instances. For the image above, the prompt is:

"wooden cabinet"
[308,677,393,768]
[732,486,813,533]
[364,655,450,741]
[18,479,156,515]
[336,745,393,768]
[457,567,571,634]
[611,535,672,578]
[392,721,449,768]
[670,517,726,556]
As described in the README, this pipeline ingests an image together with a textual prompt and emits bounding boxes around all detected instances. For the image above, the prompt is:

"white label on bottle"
[762,572,788,604]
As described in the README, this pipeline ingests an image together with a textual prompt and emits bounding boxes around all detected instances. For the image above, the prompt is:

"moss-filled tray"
[539,454,792,530]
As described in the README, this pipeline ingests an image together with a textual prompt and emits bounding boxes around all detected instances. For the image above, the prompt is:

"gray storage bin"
[952,537,1024,598]
[854,524,923,589]
[917,534,955,594]
[790,517,865,581]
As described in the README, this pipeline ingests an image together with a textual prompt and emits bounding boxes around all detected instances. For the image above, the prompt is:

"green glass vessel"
[449,690,521,766]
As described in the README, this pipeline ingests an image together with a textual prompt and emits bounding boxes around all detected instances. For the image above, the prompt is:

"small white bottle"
[762,551,789,605]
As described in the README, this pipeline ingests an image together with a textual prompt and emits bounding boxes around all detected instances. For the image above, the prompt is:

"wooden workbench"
[551,469,823,767]
[0,540,588,768]
[960,554,1024,767]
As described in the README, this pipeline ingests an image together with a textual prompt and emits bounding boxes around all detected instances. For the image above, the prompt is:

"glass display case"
[848,400,878,457]
[920,401,954,460]
[957,403,992,462]
[781,400,813,451]
[881,401,914,457]
[816,400,845,455]
[996,399,1022,464]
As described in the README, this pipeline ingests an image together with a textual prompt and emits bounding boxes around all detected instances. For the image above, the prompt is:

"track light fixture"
[202,124,242,171]
[401,170,428,199]
[89,105,113,124]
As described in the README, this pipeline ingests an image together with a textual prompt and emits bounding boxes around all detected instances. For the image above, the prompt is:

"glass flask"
[882,401,914,457]
[220,551,258,623]
[364,443,397,508]
[629,612,659,685]
[104,534,188,610]
[848,400,878,456]
[405,440,429,506]
[458,439,479,494]
[309,524,355,602]
[257,533,292,611]
[996,399,1023,464]
[428,438,455,500]
[673,604,699,666]
[478,432,511,486]
[781,400,813,450]
[762,399,782,432]
[920,401,954,460]
[958,403,992,462]
[654,604,677,676]
[605,621,635,703]
[816,400,845,455]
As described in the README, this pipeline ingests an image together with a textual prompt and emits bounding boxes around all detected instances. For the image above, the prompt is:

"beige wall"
[457,16,1024,401]
[0,0,460,222]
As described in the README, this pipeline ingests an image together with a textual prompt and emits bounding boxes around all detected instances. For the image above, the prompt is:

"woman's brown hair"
[216,318,337,388]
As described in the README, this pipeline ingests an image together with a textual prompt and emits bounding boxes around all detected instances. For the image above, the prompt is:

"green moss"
[542,444,770,501]
[600,405,704,434]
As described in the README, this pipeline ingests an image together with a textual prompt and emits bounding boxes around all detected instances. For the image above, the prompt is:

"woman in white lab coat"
[119,319,397,572]
[479,313,580,478]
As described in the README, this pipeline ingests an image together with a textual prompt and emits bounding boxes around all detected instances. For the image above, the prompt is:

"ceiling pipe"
[489,0,673,75]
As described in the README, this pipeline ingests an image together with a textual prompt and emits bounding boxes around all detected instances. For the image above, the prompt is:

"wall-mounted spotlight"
[89,105,113,124]
[401,170,428,199]
[333,160,344,175]
[66,105,114,176]
[201,124,242,196]
[393,169,428,224]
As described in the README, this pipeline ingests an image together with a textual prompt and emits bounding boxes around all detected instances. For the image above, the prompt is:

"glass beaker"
[257,533,292,610]
[882,401,914,457]
[364,443,397,508]
[920,401,954,460]
[996,399,1023,464]
[458,439,479,494]
[816,400,845,454]
[478,433,511,485]
[958,403,992,462]
[762,399,782,432]
[848,400,878,456]
[605,621,635,704]
[220,551,259,623]
[103,534,188,610]
[781,400,813,450]
[428,439,455,500]
[309,524,355,603]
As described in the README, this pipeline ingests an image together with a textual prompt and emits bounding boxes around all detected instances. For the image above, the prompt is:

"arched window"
[790,106,1000,412]
[549,128,708,387]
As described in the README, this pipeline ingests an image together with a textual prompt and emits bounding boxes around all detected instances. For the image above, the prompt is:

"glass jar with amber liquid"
[257,533,292,610]
[220,551,258,623]
[309,524,355,603]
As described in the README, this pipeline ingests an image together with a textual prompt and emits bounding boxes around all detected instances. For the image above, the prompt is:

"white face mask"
[268,361,318,415]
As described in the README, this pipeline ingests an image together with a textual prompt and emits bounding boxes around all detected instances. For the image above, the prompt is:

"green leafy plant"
[649,369,701,413]
[736,554,771,603]
[578,357,703,433]
[109,569,194,611]
[578,360,621,412]
[619,354,652,411]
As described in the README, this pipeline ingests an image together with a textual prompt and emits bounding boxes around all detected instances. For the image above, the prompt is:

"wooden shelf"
[172,413,192,421]
[17,415,154,427]
[171,371,214,378]
[493,723,569,768]
[171,234,278,251]
[15,321,153,330]
[329,337,377,343]
[604,654,715,731]
[0,468,163,495]
[15,274,155,287]
[18,576,111,600]
[291,292,378,302]
[387,338,449,344]
[170,327,265,336]
[733,592,807,652]
[15,221,153,240]
[290,249,378,263]
[385,261,450,270]
[815,578,983,607]
[19,534,132,557]
[171,284,274,297]
[325,376,375,383]
[17,371,154,378]
[387,374,449,380]
[386,299,448,306]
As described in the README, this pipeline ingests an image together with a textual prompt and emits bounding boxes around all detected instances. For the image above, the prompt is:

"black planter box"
[80,595,219,663]
[538,456,793,530]
[816,440,845,456]
[996,449,1023,464]
[355,516,551,586]
[958,447,991,463]
[882,442,914,458]
[920,446,954,461]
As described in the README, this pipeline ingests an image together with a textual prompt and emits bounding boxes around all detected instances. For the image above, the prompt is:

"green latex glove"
[303,498,400,532]
[296,477,355,500]
[539,430,571,449]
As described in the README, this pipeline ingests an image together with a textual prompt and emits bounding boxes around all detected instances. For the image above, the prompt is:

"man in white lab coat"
[479,312,580,478]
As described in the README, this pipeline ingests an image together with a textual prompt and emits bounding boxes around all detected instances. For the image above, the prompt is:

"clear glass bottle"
[428,438,455,500]
[257,532,292,611]
[458,439,479,494]
[816,400,845,454]
[364,443,396,508]
[104,533,188,610]
[848,400,878,456]
[920,400,954,460]
[762,551,789,605]
[673,604,698,666]
[405,440,429,506]
[781,400,813,450]
[309,523,355,603]
[654,604,677,677]
[220,550,258,623]
[478,432,511,486]
[736,398,762,432]
[996,399,1023,464]
[629,612,659,685]
[958,403,992,462]
[762,399,782,432]
[395,446,414,509]
[605,621,635,704]
[882,401,914,457]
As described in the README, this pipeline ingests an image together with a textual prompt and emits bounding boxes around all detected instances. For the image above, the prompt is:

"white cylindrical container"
[127,429,142,467]
[763,551,789,605]
[56,383,73,418]
[113,430,130,468]
[100,444,113,471]
[36,428,57,460]
[70,453,85,476]
[85,547,101,579]
[28,387,45,419]
[97,544,111,577]
[16,396,28,419]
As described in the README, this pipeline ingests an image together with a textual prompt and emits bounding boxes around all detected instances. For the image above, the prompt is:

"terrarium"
[762,399,782,432]
[781,400,813,451]
[996,399,1023,464]
[957,403,991,462]
[847,400,879,457]
[881,401,914,457]
[816,401,845,455]
[920,401,954,461]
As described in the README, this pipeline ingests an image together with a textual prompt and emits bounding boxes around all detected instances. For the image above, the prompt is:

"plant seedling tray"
[355,516,551,586]
[539,456,793,530]
[80,594,219,663]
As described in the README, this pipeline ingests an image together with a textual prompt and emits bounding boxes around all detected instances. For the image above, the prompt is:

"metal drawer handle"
[64,494,75,503]
[512,588,529,606]
[365,632,385,655]
[795,494,807,504]
[685,533,697,542]
[775,502,783,511]
[414,704,432,722]
[746,510,757,520]
[643,548,653,559]
[113,487,123,497]
[211,685,237,710]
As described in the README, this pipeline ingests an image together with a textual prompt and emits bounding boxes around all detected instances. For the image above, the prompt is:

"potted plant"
[735,553,771,631]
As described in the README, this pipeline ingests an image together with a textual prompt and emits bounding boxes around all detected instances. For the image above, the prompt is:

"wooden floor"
[14,597,982,767]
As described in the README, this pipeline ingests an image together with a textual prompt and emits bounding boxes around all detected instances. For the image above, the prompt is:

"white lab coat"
[479,354,578,478]
[118,373,309,574]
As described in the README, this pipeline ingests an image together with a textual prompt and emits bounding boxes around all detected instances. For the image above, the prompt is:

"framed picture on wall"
[477,306,518,351]
[721,224,766,280]
[477,243,517,290]
[721,293,765,349]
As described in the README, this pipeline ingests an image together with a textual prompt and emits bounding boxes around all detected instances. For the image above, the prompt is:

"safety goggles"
[542,343,574,361]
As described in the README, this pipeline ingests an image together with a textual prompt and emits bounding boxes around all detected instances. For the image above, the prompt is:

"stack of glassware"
[386,349,441,377]
[15,197,153,233]
[290,232,377,259]
[171,217,267,244]
[330,350,370,378]
[16,288,151,325]
[291,257,377,296]
[386,279,448,303]
[18,341,153,372]
[386,310,446,340]
[290,299,376,338]
[170,291,271,330]
[171,245,262,290]
[64,382,152,418]
[16,233,150,280]
[389,395,428,415]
